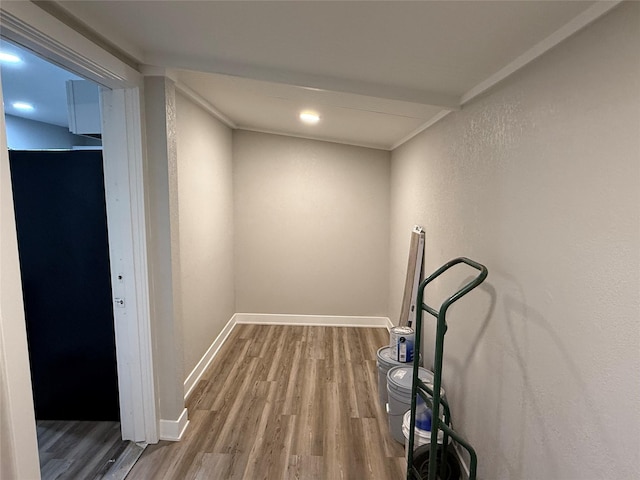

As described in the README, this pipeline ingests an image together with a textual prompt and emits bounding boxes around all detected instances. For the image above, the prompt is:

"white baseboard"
[453,442,472,480]
[159,408,189,441]
[184,314,238,399]
[235,313,392,328]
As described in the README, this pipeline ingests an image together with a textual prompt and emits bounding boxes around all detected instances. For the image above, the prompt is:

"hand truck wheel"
[411,444,462,480]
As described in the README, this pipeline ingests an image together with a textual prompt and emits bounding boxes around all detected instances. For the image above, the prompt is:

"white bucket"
[377,346,423,410]
[402,410,447,463]
[376,346,403,409]
[387,366,436,443]
[389,326,415,363]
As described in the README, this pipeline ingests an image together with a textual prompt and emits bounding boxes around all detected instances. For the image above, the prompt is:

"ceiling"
[5,1,620,150]
[0,38,81,127]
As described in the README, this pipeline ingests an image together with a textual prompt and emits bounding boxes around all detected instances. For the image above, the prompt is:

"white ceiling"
[7,1,621,149]
[175,70,445,149]
[0,39,81,127]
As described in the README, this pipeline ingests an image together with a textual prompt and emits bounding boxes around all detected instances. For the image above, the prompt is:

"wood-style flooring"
[37,420,138,480]
[126,324,406,479]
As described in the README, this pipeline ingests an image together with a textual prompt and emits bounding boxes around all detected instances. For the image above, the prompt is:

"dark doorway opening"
[9,149,119,421]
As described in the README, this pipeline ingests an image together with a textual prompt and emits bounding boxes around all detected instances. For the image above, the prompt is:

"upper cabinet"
[66,80,101,135]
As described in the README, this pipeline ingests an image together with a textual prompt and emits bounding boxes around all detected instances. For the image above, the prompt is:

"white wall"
[389,3,639,479]
[234,130,390,317]
[4,114,100,150]
[176,92,235,375]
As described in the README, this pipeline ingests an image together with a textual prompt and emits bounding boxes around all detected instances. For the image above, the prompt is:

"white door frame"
[0,2,157,463]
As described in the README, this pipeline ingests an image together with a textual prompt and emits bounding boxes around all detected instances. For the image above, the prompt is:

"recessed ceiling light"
[0,52,22,64]
[299,111,320,125]
[12,102,34,111]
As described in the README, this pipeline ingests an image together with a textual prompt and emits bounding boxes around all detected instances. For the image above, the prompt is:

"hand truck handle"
[419,257,488,319]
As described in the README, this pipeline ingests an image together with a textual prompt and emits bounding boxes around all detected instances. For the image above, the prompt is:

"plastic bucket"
[376,346,403,409]
[401,410,447,463]
[376,347,423,410]
[387,366,441,443]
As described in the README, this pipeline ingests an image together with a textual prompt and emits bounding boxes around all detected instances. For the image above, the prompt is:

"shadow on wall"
[500,290,558,478]
[503,291,618,477]
[443,270,621,479]
[442,280,495,471]
[440,279,496,385]
[461,280,496,368]
[445,277,559,479]
[443,278,496,371]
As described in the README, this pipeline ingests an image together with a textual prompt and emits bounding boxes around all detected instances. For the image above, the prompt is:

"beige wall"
[390,3,639,479]
[0,88,40,479]
[144,77,185,423]
[176,93,235,376]
[234,131,390,317]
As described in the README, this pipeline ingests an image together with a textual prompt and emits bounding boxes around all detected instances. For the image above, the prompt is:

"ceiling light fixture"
[0,52,22,64]
[299,111,320,125]
[12,101,34,111]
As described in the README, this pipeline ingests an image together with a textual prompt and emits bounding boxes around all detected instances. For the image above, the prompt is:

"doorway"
[0,10,156,475]
[9,149,119,421]
[1,39,136,478]
[0,2,159,478]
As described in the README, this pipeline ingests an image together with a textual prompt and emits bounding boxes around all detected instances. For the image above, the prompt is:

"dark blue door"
[9,149,119,421]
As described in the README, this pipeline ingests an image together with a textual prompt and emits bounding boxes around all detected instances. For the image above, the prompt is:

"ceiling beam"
[144,53,461,110]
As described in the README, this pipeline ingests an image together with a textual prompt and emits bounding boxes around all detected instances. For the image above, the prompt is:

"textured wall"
[390,3,639,479]
[234,131,390,317]
[176,92,235,376]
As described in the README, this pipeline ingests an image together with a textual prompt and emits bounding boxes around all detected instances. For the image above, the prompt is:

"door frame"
[0,79,41,480]
[0,2,157,468]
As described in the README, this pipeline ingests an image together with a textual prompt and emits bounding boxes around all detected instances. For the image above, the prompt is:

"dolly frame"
[406,257,488,480]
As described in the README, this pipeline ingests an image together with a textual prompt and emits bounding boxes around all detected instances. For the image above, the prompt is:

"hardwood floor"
[37,420,142,480]
[126,324,406,480]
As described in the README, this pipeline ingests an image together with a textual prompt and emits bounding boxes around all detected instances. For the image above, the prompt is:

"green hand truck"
[406,257,488,480]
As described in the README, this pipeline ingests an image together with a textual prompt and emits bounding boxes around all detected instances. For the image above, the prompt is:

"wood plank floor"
[126,324,406,480]
[37,420,132,480]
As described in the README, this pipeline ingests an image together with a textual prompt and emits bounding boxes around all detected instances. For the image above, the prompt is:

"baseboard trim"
[159,408,189,441]
[184,314,238,400]
[235,313,392,328]
[453,442,472,480]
